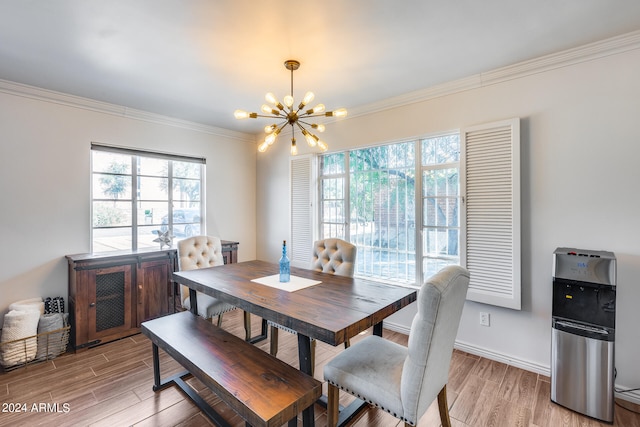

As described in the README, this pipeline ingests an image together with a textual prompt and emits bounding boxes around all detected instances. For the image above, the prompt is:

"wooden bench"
[141,311,322,427]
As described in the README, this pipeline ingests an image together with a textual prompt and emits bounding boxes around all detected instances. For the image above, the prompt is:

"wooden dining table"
[172,259,417,427]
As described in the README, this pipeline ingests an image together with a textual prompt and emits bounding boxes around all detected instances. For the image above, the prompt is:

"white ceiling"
[1,1,640,134]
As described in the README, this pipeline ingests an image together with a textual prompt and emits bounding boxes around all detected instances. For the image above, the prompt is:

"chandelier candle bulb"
[234,110,257,119]
[265,92,284,110]
[305,104,325,115]
[265,128,281,146]
[326,108,347,118]
[284,95,294,108]
[299,91,315,109]
[261,104,279,115]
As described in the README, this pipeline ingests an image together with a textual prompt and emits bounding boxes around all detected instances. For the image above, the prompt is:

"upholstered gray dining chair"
[269,238,357,375]
[324,265,470,427]
[177,235,251,339]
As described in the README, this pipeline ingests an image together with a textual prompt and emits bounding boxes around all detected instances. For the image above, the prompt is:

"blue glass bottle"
[279,240,290,282]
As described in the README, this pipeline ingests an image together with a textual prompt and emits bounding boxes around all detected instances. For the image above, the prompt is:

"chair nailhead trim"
[327,380,414,425]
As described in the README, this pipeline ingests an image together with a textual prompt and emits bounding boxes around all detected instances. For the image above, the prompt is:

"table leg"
[373,321,383,337]
[189,288,198,315]
[298,334,315,427]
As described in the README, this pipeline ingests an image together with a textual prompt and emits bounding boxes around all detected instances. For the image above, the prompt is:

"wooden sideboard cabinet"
[66,249,177,351]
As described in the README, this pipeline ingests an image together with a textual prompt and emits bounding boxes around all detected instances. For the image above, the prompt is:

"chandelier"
[234,60,347,155]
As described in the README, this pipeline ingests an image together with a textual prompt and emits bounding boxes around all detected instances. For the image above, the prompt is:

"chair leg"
[327,383,340,427]
[243,311,252,341]
[216,313,223,327]
[270,325,279,356]
[437,385,452,427]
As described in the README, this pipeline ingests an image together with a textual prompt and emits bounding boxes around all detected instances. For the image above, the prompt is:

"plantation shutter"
[290,155,314,268]
[461,118,521,310]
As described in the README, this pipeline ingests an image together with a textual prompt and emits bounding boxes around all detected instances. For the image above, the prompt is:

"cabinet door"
[137,259,172,324]
[87,264,135,342]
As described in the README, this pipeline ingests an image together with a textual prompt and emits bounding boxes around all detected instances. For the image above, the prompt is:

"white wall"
[256,47,640,396]
[0,89,257,323]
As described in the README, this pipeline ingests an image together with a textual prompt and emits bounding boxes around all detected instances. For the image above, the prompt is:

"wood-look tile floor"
[1,310,639,427]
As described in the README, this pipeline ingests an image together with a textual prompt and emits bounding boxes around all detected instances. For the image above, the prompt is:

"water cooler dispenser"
[551,247,616,422]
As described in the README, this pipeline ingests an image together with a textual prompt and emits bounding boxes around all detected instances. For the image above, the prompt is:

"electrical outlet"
[480,312,490,327]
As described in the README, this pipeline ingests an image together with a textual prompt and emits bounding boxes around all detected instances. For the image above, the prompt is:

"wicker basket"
[0,325,70,372]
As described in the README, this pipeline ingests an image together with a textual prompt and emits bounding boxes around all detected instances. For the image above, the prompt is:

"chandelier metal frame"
[234,59,347,155]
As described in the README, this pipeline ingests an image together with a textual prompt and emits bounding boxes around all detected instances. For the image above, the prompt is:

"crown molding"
[1,30,639,134]
[0,79,256,143]
[348,29,640,119]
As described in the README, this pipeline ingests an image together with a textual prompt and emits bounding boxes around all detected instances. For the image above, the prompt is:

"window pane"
[138,176,169,200]
[174,161,201,179]
[137,202,168,227]
[347,142,416,284]
[423,228,459,258]
[93,152,131,174]
[423,198,459,227]
[163,206,201,238]
[321,178,343,200]
[322,223,345,239]
[93,173,132,199]
[322,200,344,223]
[423,257,458,281]
[320,153,345,175]
[423,168,459,198]
[138,157,167,177]
[422,135,460,166]
[137,226,163,249]
[93,201,131,227]
[172,178,201,202]
[421,134,460,285]
[92,227,132,252]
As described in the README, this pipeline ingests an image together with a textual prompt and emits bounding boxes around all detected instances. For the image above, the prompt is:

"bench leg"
[246,318,268,344]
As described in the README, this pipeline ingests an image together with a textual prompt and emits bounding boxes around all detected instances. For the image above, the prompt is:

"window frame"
[312,118,520,309]
[90,143,206,253]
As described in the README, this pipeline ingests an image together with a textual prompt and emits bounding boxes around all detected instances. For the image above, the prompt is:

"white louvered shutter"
[290,155,314,268]
[461,118,521,310]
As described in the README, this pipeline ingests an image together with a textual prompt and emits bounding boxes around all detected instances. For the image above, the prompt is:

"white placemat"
[251,274,321,292]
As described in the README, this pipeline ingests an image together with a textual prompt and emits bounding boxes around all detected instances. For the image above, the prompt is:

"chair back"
[310,238,357,277]
[400,265,470,422]
[177,236,224,304]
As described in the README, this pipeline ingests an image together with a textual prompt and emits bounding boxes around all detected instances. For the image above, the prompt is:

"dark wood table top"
[172,259,417,346]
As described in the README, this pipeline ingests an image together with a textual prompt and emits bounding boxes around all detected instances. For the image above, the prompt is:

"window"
[421,134,461,279]
[91,144,205,253]
[319,142,417,284]
[313,118,520,309]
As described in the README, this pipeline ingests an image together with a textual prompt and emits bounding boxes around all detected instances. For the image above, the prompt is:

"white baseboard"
[383,320,640,406]
[453,339,551,376]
